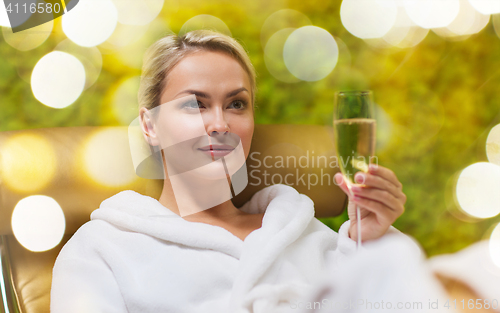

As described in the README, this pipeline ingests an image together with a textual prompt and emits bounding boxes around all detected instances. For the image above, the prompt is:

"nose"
[205,107,229,136]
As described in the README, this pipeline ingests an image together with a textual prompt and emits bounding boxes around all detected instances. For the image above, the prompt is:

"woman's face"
[141,50,254,179]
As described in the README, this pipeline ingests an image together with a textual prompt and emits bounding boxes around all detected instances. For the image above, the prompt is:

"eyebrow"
[175,87,249,99]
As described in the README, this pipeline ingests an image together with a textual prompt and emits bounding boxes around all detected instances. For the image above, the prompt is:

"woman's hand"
[334,164,406,242]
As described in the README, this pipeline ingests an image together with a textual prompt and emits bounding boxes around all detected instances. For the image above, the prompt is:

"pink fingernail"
[355,173,364,183]
[369,164,378,171]
[334,174,342,184]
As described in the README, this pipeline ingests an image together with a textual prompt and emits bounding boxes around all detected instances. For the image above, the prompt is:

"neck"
[157,150,243,219]
[158,177,242,219]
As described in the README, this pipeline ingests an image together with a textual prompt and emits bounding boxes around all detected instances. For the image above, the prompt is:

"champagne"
[334,118,376,185]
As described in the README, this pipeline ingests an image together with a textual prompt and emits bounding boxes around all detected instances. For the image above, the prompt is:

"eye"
[228,100,247,110]
[182,100,205,109]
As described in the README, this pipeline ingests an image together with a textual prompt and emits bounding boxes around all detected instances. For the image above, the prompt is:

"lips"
[198,144,235,158]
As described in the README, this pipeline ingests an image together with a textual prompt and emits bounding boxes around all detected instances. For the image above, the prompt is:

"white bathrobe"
[51,184,360,312]
[51,184,443,313]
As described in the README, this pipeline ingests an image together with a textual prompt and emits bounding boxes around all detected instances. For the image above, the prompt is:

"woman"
[51,30,406,313]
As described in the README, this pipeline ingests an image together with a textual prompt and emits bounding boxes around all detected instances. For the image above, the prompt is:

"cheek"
[231,117,254,157]
[156,113,207,147]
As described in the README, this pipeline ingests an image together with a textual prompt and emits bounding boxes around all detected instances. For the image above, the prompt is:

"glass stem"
[356,205,362,249]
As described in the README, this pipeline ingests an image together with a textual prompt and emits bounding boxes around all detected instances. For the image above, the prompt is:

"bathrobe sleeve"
[331,220,409,264]
[50,225,128,313]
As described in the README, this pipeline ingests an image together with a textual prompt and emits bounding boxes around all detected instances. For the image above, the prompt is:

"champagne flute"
[334,90,376,248]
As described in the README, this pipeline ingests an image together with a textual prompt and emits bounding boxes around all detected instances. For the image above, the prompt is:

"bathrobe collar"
[90,184,315,262]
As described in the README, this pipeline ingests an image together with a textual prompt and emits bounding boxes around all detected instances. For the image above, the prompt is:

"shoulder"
[97,190,169,217]
[56,189,175,262]
[55,219,118,262]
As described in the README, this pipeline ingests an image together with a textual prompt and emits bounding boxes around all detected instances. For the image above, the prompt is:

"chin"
[190,155,245,181]
[189,160,226,180]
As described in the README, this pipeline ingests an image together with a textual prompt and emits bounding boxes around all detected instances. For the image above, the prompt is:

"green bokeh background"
[1,0,499,257]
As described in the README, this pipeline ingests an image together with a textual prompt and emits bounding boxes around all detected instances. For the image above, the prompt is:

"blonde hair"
[138,30,257,110]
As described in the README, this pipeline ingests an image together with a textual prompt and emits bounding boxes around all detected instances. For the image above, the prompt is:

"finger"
[352,196,400,225]
[351,185,404,214]
[353,172,404,201]
[334,173,352,196]
[347,199,371,220]
[368,164,402,189]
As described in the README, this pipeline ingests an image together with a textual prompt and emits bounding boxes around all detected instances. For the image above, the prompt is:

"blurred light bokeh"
[11,195,65,252]
[111,0,164,26]
[62,0,118,47]
[340,0,397,39]
[455,162,500,219]
[469,0,500,14]
[0,133,57,193]
[31,51,86,108]
[54,39,102,90]
[1,0,500,256]
[81,128,138,187]
[487,124,500,165]
[490,223,500,267]
[283,26,338,81]
[0,0,9,27]
[404,0,460,29]
[2,18,53,50]
[179,14,231,37]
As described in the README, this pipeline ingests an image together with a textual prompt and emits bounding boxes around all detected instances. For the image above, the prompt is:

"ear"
[139,107,160,147]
